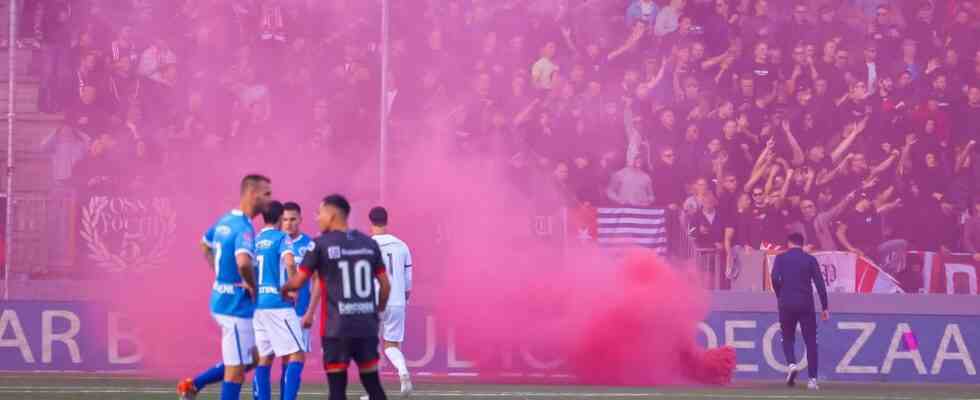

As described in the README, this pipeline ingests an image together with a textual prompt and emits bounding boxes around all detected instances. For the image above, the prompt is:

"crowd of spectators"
[11,0,980,290]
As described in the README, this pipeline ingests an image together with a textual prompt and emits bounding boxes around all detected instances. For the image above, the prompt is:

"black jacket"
[771,247,829,312]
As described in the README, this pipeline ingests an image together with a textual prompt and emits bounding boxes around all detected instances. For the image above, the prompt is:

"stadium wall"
[1,293,978,383]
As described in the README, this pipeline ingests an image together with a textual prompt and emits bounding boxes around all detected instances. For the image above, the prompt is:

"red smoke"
[565,251,735,385]
[382,137,735,386]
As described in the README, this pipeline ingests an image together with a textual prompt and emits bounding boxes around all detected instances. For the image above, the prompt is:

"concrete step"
[0,156,51,192]
[0,111,65,123]
[0,98,39,113]
[0,80,39,113]
[0,117,65,152]
[0,82,39,114]
[0,50,35,77]
[0,75,40,83]
[0,82,39,98]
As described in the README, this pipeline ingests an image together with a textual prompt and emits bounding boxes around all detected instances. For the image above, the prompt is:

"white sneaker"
[400,373,413,396]
[807,378,820,390]
[785,364,799,387]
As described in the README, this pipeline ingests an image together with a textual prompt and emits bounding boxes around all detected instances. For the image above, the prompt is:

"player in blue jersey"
[279,201,319,400]
[178,174,271,400]
[252,201,307,400]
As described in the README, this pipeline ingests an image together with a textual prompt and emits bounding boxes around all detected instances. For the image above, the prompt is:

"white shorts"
[302,328,312,353]
[212,313,255,366]
[381,305,406,343]
[254,308,307,358]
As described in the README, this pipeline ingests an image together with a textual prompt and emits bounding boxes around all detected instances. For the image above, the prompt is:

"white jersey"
[373,233,413,307]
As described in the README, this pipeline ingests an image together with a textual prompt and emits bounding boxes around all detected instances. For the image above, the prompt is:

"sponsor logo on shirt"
[338,301,375,315]
[259,286,279,295]
[213,282,236,294]
[342,248,375,256]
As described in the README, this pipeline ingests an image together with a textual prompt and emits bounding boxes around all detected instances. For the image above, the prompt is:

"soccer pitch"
[1,375,978,400]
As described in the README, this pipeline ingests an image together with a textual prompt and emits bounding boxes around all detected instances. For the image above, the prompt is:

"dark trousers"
[779,307,819,379]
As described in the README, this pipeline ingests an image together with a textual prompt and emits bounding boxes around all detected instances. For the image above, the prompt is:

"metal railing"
[693,248,723,290]
[9,192,50,278]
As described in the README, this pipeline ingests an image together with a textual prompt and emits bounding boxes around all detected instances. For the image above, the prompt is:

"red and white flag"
[766,251,903,293]
[914,251,980,295]
[812,251,903,294]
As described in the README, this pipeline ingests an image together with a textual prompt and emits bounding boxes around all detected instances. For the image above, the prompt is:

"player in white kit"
[369,206,414,396]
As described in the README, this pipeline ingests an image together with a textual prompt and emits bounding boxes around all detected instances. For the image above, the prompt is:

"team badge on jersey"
[328,246,341,259]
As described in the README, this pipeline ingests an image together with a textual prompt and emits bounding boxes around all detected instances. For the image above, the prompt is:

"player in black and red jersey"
[282,194,391,400]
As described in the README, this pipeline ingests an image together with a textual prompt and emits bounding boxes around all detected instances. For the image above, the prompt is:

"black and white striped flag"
[595,207,668,253]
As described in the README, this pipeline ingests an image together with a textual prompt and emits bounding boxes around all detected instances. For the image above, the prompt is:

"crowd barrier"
[5,197,979,297]
[691,247,980,295]
[2,296,978,383]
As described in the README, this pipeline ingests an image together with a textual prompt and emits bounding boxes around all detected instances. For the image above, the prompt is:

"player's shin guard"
[359,371,387,400]
[327,372,348,400]
[254,365,272,400]
[283,361,304,400]
[220,381,242,400]
[192,363,225,391]
[383,347,409,377]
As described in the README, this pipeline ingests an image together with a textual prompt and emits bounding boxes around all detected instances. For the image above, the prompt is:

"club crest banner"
[78,195,178,273]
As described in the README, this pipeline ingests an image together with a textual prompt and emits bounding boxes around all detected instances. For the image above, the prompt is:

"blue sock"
[254,365,272,400]
[279,362,287,400]
[192,363,225,391]
[252,371,260,400]
[283,361,304,400]
[220,381,242,400]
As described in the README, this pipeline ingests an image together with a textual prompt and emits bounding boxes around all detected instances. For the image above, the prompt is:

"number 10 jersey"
[300,229,386,338]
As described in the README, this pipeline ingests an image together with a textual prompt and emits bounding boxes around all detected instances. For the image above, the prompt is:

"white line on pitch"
[0,387,977,400]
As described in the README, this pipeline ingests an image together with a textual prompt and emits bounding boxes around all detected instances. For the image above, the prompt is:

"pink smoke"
[89,116,735,386]
[385,139,732,385]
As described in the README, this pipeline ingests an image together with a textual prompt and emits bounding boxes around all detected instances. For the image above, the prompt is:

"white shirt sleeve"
[404,245,413,291]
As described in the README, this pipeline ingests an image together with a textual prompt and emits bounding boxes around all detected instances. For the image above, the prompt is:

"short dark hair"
[369,206,389,226]
[262,200,284,225]
[322,194,351,218]
[241,174,271,194]
[788,233,805,246]
[283,201,302,215]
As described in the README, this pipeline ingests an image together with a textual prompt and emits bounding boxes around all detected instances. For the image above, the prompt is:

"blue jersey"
[203,209,256,318]
[255,227,295,310]
[289,233,315,316]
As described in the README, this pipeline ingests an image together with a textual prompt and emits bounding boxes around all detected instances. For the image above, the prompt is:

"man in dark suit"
[771,233,829,390]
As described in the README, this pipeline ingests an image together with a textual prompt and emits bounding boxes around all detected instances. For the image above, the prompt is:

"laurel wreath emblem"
[79,196,178,272]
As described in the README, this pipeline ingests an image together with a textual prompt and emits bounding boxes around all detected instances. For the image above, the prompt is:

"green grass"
[0,374,978,400]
